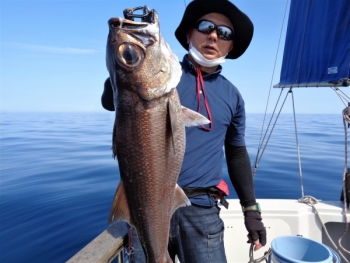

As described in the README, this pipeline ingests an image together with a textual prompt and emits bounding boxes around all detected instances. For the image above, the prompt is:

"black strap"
[181,187,229,209]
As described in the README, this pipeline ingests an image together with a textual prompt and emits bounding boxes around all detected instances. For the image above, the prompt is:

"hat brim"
[175,0,254,59]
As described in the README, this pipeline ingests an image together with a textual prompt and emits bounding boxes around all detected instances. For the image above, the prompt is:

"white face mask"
[188,41,227,68]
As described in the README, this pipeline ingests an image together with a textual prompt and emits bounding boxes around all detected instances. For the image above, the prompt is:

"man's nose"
[207,29,218,41]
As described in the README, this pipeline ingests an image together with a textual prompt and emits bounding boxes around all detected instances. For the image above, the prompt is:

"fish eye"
[117,42,144,71]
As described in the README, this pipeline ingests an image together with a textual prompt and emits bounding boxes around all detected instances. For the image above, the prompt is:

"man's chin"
[202,53,219,60]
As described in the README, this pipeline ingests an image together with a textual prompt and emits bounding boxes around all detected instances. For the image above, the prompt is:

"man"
[102,0,266,262]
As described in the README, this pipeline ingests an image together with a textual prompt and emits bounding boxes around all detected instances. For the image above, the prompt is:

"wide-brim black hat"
[175,0,254,59]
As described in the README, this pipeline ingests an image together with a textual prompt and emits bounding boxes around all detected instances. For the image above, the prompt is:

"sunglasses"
[194,20,234,41]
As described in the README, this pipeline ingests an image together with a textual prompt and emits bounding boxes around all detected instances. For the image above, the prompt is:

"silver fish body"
[106,10,209,263]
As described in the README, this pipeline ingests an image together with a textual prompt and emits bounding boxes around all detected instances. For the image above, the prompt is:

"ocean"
[0,112,347,263]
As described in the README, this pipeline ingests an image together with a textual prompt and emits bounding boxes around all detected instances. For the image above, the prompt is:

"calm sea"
[0,112,347,262]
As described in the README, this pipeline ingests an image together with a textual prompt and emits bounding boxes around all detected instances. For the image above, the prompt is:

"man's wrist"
[242,203,261,213]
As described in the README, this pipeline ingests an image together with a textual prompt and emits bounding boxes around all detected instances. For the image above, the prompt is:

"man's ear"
[186,29,193,44]
[228,41,234,52]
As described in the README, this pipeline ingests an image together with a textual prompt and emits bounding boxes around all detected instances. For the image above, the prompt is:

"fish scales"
[106,9,210,263]
[116,89,184,261]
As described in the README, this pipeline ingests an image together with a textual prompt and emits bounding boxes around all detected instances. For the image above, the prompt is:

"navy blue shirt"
[177,55,246,206]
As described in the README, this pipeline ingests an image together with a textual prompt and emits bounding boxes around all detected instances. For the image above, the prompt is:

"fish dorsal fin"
[172,184,191,214]
[181,106,210,127]
[108,181,133,226]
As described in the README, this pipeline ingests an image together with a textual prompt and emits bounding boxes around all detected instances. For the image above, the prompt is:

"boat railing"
[66,222,129,263]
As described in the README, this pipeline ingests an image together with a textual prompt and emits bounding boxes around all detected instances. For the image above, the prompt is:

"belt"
[181,186,229,209]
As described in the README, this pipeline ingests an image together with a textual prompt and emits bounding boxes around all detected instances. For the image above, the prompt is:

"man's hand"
[244,211,266,251]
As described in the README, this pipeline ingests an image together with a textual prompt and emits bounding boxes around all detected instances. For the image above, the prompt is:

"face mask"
[188,41,226,68]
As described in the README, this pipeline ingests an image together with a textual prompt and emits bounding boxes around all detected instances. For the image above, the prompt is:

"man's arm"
[225,143,255,206]
[225,142,266,250]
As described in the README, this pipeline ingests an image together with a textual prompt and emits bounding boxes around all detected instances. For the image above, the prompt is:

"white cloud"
[4,42,100,54]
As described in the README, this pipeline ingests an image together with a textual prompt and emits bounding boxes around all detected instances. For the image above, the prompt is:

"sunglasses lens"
[196,20,234,40]
[218,27,233,40]
[197,20,215,34]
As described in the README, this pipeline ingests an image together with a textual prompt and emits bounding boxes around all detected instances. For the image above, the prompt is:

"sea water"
[0,112,347,262]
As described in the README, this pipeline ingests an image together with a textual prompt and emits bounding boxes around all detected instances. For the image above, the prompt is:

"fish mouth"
[108,16,158,47]
[108,7,159,47]
[108,18,150,31]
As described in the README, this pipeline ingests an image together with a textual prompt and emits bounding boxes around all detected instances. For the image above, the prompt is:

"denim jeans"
[126,204,227,263]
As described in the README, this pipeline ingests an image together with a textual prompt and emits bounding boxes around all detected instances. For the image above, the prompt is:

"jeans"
[126,204,227,263]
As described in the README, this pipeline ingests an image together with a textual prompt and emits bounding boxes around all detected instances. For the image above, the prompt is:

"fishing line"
[183,0,187,7]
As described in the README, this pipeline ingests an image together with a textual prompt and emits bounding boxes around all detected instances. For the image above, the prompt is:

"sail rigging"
[254,0,350,188]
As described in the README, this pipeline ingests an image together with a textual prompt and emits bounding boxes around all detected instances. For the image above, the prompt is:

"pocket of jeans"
[207,223,224,248]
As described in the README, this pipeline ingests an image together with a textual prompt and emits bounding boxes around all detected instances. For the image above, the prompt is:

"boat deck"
[67,199,350,263]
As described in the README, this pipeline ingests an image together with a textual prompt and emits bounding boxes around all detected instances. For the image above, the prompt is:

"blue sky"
[0,0,347,114]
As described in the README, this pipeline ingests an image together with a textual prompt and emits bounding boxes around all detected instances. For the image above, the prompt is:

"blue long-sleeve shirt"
[177,55,246,206]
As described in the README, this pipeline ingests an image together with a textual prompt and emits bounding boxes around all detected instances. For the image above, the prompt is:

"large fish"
[106,7,210,263]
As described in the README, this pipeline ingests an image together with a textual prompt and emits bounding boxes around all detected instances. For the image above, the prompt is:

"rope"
[290,90,305,197]
[253,88,291,177]
[339,108,350,255]
[299,196,349,262]
[332,87,350,107]
[254,0,290,176]
[330,90,350,256]
[248,244,272,263]
[297,102,350,259]
[299,195,319,206]
[196,66,213,131]
[126,227,135,261]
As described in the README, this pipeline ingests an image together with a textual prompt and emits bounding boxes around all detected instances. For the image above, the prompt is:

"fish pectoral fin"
[108,181,133,225]
[168,97,178,133]
[168,97,179,154]
[181,106,210,127]
[172,184,191,214]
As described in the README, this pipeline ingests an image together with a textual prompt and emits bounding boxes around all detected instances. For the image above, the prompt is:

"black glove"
[244,211,267,246]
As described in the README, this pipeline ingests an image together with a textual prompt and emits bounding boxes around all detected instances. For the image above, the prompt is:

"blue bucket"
[270,236,340,263]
